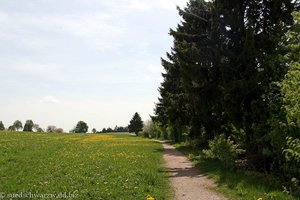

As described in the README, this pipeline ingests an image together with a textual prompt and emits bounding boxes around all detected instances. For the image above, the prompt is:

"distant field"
[0,131,170,200]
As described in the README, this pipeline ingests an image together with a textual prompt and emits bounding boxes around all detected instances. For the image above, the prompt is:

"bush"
[203,134,241,169]
[282,136,300,194]
[142,120,162,139]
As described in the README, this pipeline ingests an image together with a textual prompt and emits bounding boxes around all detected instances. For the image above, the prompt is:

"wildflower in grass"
[147,195,155,200]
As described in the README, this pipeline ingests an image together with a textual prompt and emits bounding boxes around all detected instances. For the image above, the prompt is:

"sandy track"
[162,142,228,200]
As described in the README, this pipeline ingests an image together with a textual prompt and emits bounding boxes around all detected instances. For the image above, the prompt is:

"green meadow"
[0,131,170,200]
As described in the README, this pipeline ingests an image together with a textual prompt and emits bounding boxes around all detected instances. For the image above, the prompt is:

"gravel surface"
[162,142,228,200]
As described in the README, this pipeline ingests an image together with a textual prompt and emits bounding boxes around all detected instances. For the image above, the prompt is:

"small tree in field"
[74,121,88,133]
[128,112,143,135]
[8,125,16,131]
[0,121,5,131]
[13,120,23,131]
[23,120,34,132]
[92,128,97,134]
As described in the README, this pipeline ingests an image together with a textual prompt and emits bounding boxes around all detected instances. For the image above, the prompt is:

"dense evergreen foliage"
[153,0,299,191]
[128,112,143,135]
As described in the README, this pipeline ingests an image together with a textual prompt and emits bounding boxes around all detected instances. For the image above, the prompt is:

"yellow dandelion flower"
[147,195,155,200]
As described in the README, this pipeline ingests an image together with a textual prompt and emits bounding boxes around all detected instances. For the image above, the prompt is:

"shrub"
[143,120,162,139]
[282,136,300,194]
[203,134,241,169]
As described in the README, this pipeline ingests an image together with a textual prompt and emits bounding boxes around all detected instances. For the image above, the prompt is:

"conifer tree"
[128,112,143,136]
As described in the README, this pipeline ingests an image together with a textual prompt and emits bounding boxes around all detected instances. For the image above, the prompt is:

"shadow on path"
[161,141,227,200]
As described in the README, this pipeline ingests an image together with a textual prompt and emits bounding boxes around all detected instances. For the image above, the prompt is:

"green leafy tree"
[92,128,97,134]
[0,121,5,131]
[13,120,23,131]
[8,125,16,131]
[74,121,88,133]
[275,12,300,189]
[106,127,113,132]
[23,120,34,132]
[102,128,107,133]
[128,112,143,135]
[281,11,300,126]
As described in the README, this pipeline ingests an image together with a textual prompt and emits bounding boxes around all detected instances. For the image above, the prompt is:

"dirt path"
[162,142,228,200]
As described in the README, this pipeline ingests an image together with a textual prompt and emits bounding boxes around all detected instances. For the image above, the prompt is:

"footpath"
[162,142,228,200]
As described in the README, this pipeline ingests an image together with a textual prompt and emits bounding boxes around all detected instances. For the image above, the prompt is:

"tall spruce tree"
[154,0,299,171]
[128,112,143,136]
[154,0,220,142]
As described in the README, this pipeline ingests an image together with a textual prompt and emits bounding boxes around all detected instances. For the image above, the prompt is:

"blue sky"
[0,0,188,131]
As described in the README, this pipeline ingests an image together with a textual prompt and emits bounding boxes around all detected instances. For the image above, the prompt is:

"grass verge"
[174,143,300,200]
[0,131,170,200]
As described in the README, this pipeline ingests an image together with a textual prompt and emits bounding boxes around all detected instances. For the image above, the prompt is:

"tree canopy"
[73,121,88,133]
[23,120,34,132]
[13,120,23,131]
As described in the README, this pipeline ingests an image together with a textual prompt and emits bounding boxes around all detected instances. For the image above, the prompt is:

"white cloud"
[0,11,127,51]
[41,96,60,104]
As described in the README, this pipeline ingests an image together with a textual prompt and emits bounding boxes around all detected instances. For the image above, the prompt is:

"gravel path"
[162,142,228,200]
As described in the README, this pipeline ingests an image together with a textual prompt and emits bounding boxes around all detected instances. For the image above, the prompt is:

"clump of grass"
[174,143,300,200]
[0,131,170,199]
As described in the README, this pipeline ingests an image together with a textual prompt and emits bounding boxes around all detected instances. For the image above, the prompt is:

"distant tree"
[36,128,44,133]
[55,128,63,133]
[92,128,97,134]
[74,121,88,133]
[116,126,127,132]
[102,128,107,133]
[128,112,143,135]
[23,120,34,132]
[13,120,23,131]
[33,124,40,132]
[106,127,113,132]
[8,125,16,131]
[114,126,118,132]
[46,125,63,133]
[47,125,57,133]
[0,121,5,131]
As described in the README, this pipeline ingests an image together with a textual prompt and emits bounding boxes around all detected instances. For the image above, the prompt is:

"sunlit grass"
[0,131,170,200]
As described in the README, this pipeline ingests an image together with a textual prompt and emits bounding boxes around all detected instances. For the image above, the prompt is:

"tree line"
[0,112,143,134]
[151,0,299,192]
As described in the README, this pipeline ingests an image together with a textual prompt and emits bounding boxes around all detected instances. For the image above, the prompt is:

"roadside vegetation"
[174,143,299,200]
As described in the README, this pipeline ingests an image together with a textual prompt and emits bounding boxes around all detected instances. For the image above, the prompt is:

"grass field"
[0,131,170,200]
[174,144,300,200]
